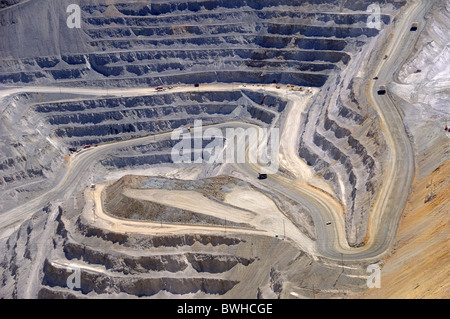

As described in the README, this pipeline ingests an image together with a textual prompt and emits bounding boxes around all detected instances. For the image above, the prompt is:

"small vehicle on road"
[326,221,332,225]
[258,173,268,180]
[377,85,387,95]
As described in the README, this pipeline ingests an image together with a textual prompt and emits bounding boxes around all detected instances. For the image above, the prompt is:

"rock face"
[0,0,405,239]
[102,175,252,228]
[0,89,284,212]
[34,91,281,146]
[362,3,449,298]
[1,199,370,299]
[298,77,388,246]
[392,0,450,180]
[0,93,69,213]
[0,0,404,87]
[0,0,23,8]
[396,0,449,116]
[0,0,413,299]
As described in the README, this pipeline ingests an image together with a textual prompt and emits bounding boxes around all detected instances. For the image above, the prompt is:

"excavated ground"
[103,175,253,227]
[35,190,370,299]
[0,0,403,87]
[0,0,405,246]
[1,0,447,300]
[363,1,449,298]
[0,89,285,213]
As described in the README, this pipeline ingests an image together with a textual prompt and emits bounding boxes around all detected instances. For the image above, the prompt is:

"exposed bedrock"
[103,191,249,228]
[63,241,189,274]
[186,253,254,274]
[32,90,279,146]
[0,88,285,213]
[74,217,243,249]
[0,94,69,213]
[32,204,261,298]
[0,0,404,86]
[0,68,331,88]
[110,0,404,15]
[0,189,370,299]
[63,241,254,275]
[0,49,347,79]
[0,0,23,8]
[0,204,57,299]
[41,259,239,297]
[102,175,252,227]
[297,69,387,246]
[0,0,408,299]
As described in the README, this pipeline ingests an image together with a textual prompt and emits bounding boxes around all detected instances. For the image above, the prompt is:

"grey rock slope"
[0,89,284,212]
[0,0,415,298]
[0,0,404,87]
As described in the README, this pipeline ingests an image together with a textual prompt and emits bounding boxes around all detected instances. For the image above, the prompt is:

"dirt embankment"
[103,175,252,227]
[363,159,449,299]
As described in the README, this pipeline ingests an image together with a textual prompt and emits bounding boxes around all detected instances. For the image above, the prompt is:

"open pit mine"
[0,0,448,300]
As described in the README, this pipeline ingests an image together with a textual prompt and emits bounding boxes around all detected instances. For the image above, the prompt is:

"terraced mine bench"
[0,0,409,299]
[0,0,401,87]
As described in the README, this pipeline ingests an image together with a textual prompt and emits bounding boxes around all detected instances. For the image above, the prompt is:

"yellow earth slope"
[363,159,449,298]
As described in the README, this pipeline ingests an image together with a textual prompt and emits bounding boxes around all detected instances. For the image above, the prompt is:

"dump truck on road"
[377,85,387,95]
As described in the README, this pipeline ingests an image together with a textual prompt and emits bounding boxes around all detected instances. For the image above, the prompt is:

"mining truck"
[377,85,387,95]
